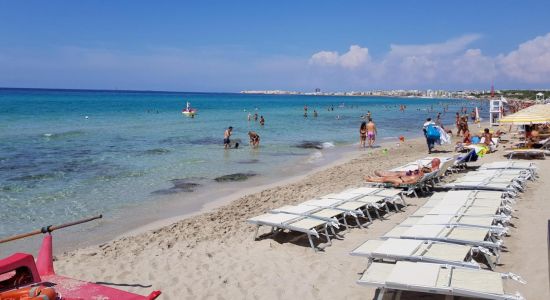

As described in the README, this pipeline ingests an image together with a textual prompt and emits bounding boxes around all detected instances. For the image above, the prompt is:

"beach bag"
[426,125,440,140]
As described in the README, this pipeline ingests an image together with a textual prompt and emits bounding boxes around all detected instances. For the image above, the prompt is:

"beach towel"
[436,126,451,145]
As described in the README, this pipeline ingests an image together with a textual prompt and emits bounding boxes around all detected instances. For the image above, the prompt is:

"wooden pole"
[0,214,102,244]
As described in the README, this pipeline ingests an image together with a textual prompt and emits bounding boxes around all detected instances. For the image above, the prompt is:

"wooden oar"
[0,214,102,244]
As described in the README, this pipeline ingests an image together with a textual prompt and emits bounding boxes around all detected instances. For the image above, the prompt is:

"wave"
[42,130,85,139]
[307,151,324,163]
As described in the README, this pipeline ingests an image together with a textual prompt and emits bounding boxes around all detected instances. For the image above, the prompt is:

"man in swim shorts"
[224,126,233,149]
[366,118,377,148]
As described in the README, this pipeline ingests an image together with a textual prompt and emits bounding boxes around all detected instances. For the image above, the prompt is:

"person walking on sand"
[224,126,233,149]
[455,112,461,136]
[259,115,265,126]
[359,121,367,148]
[367,118,377,148]
[423,118,437,154]
[248,131,260,148]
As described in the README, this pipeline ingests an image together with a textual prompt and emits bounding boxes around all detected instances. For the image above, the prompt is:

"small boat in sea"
[0,215,161,300]
[182,101,197,116]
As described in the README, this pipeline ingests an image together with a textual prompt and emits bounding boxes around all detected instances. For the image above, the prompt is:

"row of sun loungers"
[351,161,535,299]
[247,158,535,297]
[247,187,405,251]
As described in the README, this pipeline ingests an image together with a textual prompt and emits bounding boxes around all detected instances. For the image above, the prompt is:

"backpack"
[426,124,440,140]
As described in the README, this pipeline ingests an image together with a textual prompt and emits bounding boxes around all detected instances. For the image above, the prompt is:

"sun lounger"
[443,180,520,196]
[451,174,527,190]
[479,161,538,178]
[368,171,438,197]
[351,238,496,269]
[505,148,549,159]
[419,191,513,218]
[400,214,507,236]
[382,224,501,253]
[271,204,347,230]
[357,261,525,300]
[301,198,371,227]
[247,213,332,251]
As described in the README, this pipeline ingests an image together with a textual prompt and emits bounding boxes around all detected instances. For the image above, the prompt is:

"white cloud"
[309,45,370,69]
[388,34,481,57]
[307,33,550,89]
[497,32,550,83]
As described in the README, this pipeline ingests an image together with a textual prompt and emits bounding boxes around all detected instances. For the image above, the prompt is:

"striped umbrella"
[499,104,550,125]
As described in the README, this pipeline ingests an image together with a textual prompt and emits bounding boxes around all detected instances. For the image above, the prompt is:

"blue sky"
[1,1,549,91]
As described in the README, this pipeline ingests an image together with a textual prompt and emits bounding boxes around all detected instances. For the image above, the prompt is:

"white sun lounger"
[479,161,537,175]
[357,261,525,300]
[247,213,332,251]
[443,180,520,196]
[325,187,406,211]
[505,148,549,159]
[301,198,371,227]
[382,224,501,253]
[400,214,507,236]
[452,173,529,188]
[271,204,347,229]
[473,169,535,181]
[351,238,496,269]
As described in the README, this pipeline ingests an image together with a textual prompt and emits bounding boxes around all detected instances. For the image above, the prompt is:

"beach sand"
[53,137,550,299]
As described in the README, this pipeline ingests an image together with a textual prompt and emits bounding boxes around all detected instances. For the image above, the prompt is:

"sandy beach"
[50,135,549,299]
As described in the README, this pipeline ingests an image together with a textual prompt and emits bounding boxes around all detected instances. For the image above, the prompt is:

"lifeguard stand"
[490,96,505,126]
[536,92,544,103]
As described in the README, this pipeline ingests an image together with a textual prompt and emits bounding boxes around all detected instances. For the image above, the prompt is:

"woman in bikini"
[359,122,367,148]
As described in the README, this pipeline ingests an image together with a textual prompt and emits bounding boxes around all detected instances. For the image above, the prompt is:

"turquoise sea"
[0,88,489,244]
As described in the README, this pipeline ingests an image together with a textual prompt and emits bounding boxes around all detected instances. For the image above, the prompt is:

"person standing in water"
[248,131,260,148]
[259,115,265,126]
[224,126,233,149]
[247,112,251,121]
[254,113,258,121]
[313,110,318,117]
[366,118,377,148]
[359,121,367,148]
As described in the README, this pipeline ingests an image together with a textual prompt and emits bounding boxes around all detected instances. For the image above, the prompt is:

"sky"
[1,0,549,92]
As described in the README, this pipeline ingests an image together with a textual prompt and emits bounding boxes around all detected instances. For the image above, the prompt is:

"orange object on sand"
[0,285,57,300]
[399,136,405,142]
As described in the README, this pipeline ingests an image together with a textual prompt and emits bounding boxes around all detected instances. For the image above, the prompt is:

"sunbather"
[373,158,441,177]
[365,158,440,186]
[365,171,424,186]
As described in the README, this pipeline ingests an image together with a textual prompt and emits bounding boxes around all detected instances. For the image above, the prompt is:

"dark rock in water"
[238,159,260,164]
[144,148,171,155]
[8,173,57,182]
[214,172,257,182]
[295,141,323,149]
[171,179,201,190]
[151,178,202,195]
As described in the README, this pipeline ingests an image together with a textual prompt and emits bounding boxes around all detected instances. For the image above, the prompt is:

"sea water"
[0,88,489,245]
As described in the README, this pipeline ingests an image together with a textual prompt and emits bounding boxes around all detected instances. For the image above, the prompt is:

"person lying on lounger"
[364,158,440,187]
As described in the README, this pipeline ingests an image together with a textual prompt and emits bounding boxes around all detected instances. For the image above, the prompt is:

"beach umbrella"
[499,104,550,125]
[475,107,481,128]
